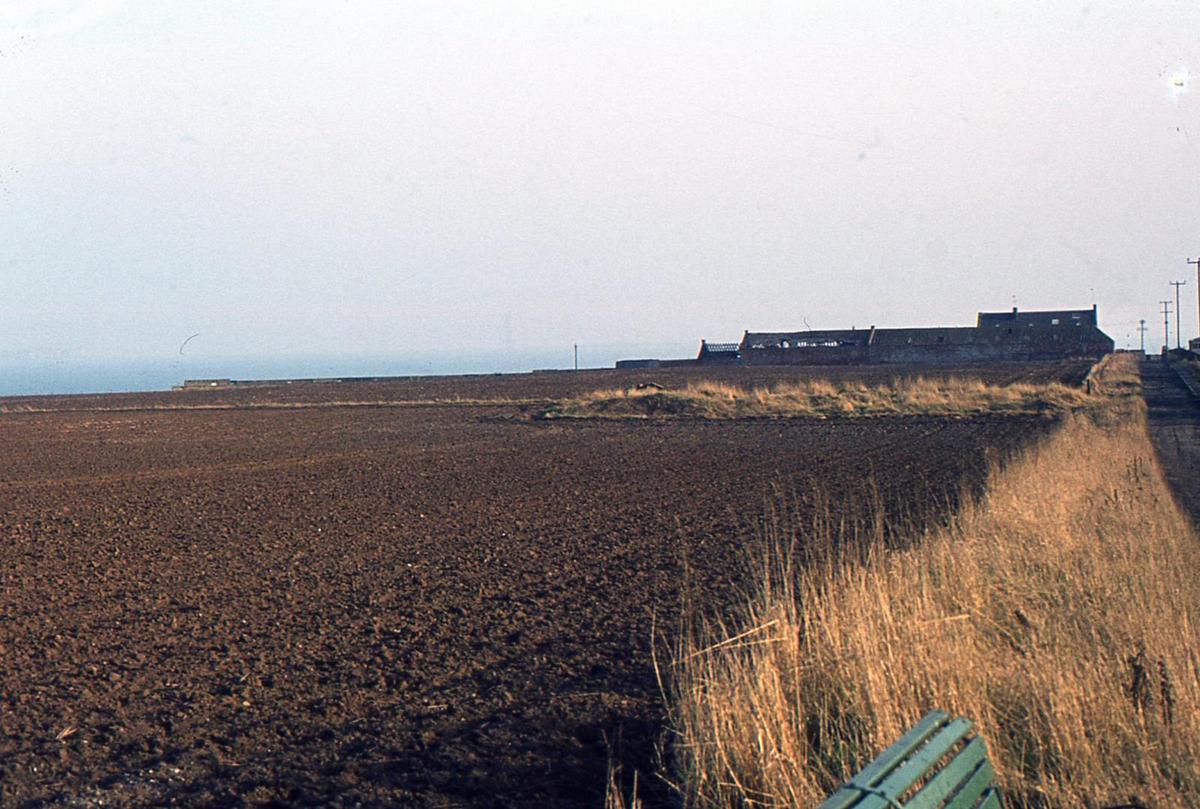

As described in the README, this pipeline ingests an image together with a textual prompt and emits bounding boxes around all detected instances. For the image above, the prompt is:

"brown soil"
[0,366,1073,807]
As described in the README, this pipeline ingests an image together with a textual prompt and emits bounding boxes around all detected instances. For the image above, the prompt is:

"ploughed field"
[0,362,1085,807]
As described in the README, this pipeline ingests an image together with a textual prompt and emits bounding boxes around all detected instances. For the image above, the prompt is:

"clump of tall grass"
[666,354,1200,807]
[1085,351,1141,396]
[540,377,1094,420]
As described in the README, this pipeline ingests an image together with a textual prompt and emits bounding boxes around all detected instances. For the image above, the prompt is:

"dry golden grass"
[540,377,1095,420]
[1085,351,1141,396]
[666,354,1200,807]
[605,762,646,809]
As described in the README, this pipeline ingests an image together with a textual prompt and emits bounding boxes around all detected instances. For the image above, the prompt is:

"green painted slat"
[869,718,973,796]
[829,719,975,809]
[977,788,1002,809]
[816,711,951,809]
[816,779,888,809]
[815,787,867,808]
[816,713,1002,809]
[855,711,952,786]
[943,759,995,809]
[843,787,905,809]
[903,738,987,809]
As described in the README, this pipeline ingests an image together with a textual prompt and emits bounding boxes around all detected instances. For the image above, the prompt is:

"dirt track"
[1141,358,1200,527]
[0,365,1077,807]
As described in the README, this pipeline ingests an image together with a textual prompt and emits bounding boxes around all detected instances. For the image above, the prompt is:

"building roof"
[977,307,1097,327]
[700,341,741,354]
[742,329,868,348]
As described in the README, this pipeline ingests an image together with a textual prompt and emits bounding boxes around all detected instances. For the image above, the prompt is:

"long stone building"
[618,306,1114,369]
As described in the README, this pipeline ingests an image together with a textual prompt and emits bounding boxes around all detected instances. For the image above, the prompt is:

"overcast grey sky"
[2,0,1198,368]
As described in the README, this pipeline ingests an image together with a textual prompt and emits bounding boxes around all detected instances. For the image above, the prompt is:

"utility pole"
[1138,319,1147,353]
[1161,300,1173,353]
[573,344,578,371]
[1189,256,1200,348]
[1171,280,1187,348]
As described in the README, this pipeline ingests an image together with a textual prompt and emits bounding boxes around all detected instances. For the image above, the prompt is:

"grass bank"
[539,378,1094,420]
[665,354,1200,807]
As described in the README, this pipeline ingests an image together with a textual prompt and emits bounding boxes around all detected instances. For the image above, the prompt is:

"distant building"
[696,341,741,363]
[732,306,1113,366]
[177,378,234,389]
[616,306,1115,369]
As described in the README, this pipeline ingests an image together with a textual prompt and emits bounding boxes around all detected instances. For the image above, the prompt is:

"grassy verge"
[538,377,1094,420]
[665,354,1200,807]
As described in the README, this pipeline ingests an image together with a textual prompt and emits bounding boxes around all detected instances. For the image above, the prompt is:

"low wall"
[1170,360,1200,399]
[741,345,869,366]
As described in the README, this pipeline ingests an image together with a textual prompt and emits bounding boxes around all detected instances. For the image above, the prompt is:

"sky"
[2,0,1199,382]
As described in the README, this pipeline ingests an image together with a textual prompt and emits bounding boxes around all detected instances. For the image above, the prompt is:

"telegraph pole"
[1138,319,1147,353]
[573,343,578,371]
[1189,256,1200,348]
[1171,280,1187,348]
[1161,300,1173,352]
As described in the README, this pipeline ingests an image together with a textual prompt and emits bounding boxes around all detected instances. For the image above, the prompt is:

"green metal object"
[976,789,1001,809]
[816,710,1000,809]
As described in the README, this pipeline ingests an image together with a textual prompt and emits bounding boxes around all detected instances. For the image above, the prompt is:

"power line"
[1171,280,1187,348]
